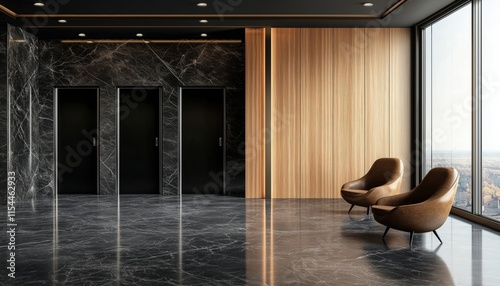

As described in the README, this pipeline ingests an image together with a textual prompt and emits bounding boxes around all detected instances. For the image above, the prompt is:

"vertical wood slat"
[271,28,302,198]
[390,28,412,191]
[364,28,391,171]
[265,28,411,198]
[245,28,266,198]
[332,28,366,197]
[300,28,334,198]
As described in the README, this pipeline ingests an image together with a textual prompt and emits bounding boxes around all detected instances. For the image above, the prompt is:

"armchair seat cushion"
[341,189,368,197]
[340,158,404,213]
[371,205,396,216]
[373,167,459,240]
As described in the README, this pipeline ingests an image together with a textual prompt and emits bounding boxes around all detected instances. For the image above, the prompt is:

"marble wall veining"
[0,25,7,205]
[38,41,245,196]
[6,25,40,202]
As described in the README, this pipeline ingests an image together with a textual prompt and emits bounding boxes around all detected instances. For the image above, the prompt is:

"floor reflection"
[2,196,500,285]
[54,195,118,284]
[363,244,454,285]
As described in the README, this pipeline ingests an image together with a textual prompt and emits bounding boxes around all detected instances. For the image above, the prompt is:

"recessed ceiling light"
[363,2,374,7]
[197,3,207,7]
[58,19,67,23]
[199,19,208,23]
[136,33,144,37]
[201,33,207,37]
[34,2,44,7]
[78,33,86,37]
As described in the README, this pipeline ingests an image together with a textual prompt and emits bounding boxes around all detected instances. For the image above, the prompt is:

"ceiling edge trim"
[24,25,247,29]
[0,1,408,22]
[0,0,407,28]
[16,14,379,19]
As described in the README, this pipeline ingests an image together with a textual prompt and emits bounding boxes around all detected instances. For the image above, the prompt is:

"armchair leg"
[433,230,443,244]
[382,227,390,239]
[409,231,414,246]
[366,206,370,215]
[348,204,354,214]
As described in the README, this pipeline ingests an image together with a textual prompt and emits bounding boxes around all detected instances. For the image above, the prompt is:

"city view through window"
[481,0,500,221]
[424,2,499,222]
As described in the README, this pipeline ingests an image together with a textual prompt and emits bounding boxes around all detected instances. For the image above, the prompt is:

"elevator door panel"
[56,87,99,194]
[181,87,225,194]
[118,87,162,194]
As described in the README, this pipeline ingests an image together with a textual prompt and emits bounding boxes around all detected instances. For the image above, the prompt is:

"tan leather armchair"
[372,167,459,246]
[341,158,404,215]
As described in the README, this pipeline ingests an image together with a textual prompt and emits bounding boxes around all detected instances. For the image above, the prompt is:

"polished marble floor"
[1,195,499,285]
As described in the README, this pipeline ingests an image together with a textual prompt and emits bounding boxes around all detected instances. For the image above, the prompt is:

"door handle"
[155,137,159,147]
[219,137,222,147]
[93,137,97,146]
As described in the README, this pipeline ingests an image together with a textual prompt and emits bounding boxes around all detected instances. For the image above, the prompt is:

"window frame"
[416,0,500,231]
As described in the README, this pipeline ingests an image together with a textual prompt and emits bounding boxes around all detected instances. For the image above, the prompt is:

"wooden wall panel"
[271,29,302,198]
[266,27,412,199]
[245,28,266,198]
[390,28,412,191]
[332,28,366,198]
[300,29,334,198]
[364,28,391,171]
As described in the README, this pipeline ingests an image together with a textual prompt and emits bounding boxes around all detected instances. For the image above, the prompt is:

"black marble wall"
[6,25,40,202]
[0,25,7,204]
[38,41,245,196]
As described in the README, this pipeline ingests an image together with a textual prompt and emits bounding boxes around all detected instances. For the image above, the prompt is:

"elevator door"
[55,87,99,194]
[180,87,225,195]
[118,87,162,194]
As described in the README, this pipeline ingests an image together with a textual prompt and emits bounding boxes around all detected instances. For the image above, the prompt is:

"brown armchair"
[372,167,459,246]
[340,158,404,215]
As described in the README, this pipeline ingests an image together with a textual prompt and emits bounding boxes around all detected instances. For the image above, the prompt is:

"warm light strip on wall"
[381,0,407,18]
[60,39,242,44]
[0,4,16,18]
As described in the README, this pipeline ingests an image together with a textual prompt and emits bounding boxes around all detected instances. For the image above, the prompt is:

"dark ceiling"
[0,0,458,40]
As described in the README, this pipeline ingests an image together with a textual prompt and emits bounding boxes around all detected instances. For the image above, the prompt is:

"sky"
[427,1,500,152]
[482,0,500,152]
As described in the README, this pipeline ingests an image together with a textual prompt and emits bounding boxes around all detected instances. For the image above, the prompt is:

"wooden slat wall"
[364,28,391,171]
[258,27,411,198]
[245,28,266,198]
[390,28,412,191]
[300,29,334,198]
[271,28,302,198]
[332,28,366,198]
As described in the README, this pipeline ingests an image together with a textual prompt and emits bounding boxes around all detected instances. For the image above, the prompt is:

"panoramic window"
[423,4,472,212]
[482,0,500,221]
[423,0,500,223]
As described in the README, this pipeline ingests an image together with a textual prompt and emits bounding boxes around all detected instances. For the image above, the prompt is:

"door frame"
[179,86,226,196]
[116,86,163,195]
[54,86,100,195]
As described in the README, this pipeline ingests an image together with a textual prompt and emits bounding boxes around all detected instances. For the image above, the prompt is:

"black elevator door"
[56,87,99,194]
[181,87,225,194]
[118,87,161,194]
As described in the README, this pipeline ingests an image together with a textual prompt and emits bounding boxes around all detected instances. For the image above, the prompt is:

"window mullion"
[471,0,482,215]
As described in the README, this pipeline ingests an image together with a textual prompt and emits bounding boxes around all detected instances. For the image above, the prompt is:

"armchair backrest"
[363,158,404,189]
[404,167,459,205]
